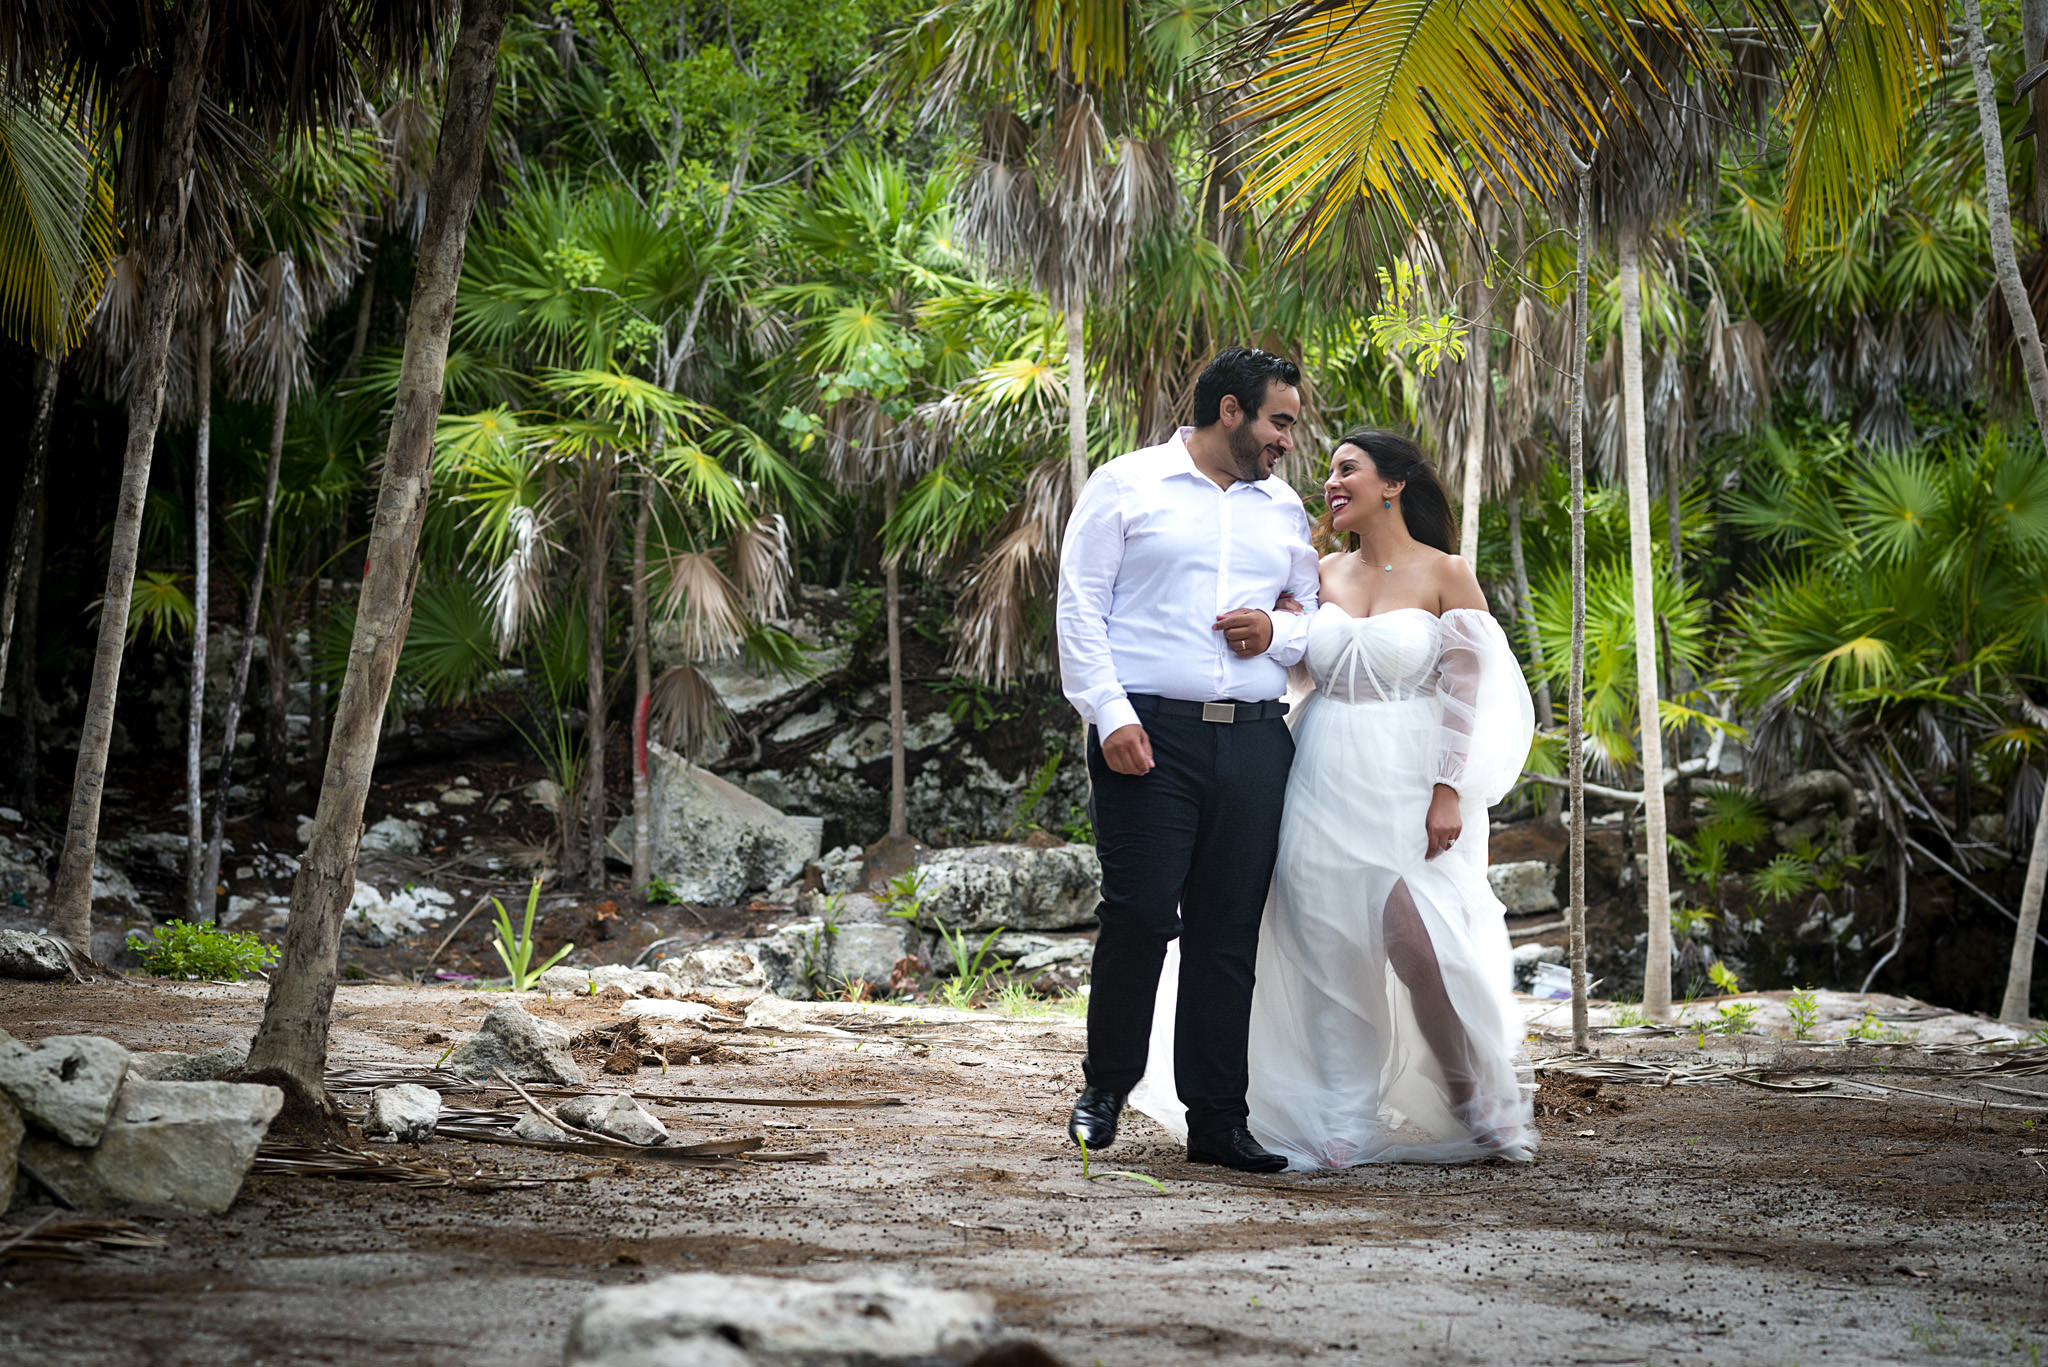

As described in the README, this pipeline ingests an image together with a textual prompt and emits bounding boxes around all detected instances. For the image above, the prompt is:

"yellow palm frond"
[1229,0,1705,254]
[1779,0,1948,256]
[0,91,115,357]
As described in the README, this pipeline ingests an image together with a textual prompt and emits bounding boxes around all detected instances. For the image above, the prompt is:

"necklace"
[1382,561,1394,572]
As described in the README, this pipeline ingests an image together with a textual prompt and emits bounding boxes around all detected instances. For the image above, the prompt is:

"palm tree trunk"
[1619,224,1674,1023]
[45,0,214,950]
[245,0,512,1104]
[1064,302,1089,504]
[0,356,58,690]
[202,377,289,922]
[883,467,908,841]
[1567,163,1592,1055]
[1505,494,1553,731]
[630,478,652,895]
[1962,0,2048,1020]
[1457,277,1491,562]
[343,266,375,380]
[11,482,43,811]
[2024,0,2048,232]
[2003,787,2048,1023]
[304,546,326,795]
[582,465,611,886]
[184,315,213,918]
[263,583,291,817]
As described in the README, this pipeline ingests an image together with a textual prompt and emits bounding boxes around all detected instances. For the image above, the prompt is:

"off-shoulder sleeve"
[1432,608,1537,809]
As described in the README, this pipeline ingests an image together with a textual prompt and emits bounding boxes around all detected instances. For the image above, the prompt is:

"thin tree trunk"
[582,465,610,886]
[2024,0,2048,232]
[1568,163,1592,1055]
[1967,0,2048,1020]
[46,0,213,950]
[630,478,652,895]
[1064,303,1089,504]
[0,357,58,688]
[883,467,908,841]
[1619,224,1674,1023]
[202,376,289,923]
[246,0,511,1103]
[2003,786,2048,1023]
[1458,276,1491,563]
[305,550,326,794]
[11,483,43,811]
[263,584,291,817]
[184,315,213,918]
[342,266,375,380]
[1505,494,1553,731]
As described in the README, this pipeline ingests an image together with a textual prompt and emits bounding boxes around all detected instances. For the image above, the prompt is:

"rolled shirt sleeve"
[1262,507,1321,668]
[1057,469,1141,738]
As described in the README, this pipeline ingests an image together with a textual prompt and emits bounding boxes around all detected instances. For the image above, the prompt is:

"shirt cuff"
[1263,607,1310,666]
[1093,696,1142,740]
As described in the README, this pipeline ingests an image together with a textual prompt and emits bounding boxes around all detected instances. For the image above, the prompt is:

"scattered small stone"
[617,999,719,1024]
[445,1001,585,1085]
[405,800,440,818]
[536,964,681,999]
[127,1042,250,1082]
[364,1084,442,1144]
[555,1094,669,1146]
[563,1272,1003,1367]
[360,817,425,855]
[438,787,482,807]
[0,1035,132,1146]
[512,1111,570,1143]
[657,946,766,990]
[0,929,70,981]
[526,779,565,809]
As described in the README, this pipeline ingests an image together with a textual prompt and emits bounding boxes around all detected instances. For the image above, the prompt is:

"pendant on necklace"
[1382,563,1393,572]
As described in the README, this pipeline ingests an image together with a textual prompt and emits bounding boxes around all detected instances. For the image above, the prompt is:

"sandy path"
[3,980,2044,1365]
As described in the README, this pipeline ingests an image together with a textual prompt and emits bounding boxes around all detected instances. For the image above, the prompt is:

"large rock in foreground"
[446,1001,585,1085]
[564,1271,1003,1366]
[0,1035,131,1146]
[611,742,820,904]
[20,1078,282,1213]
[1487,860,1559,915]
[912,844,1101,934]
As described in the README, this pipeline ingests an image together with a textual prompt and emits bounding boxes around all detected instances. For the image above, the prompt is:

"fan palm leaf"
[0,89,114,356]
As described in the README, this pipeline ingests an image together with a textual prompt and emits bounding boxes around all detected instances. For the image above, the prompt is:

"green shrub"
[138,921,279,980]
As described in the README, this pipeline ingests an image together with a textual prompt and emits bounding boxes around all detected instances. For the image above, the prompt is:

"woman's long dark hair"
[1314,430,1459,555]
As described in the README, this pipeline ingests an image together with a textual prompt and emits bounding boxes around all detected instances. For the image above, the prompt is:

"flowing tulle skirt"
[1129,691,1538,1167]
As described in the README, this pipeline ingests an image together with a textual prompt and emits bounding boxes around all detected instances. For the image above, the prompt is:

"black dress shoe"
[1068,1086,1126,1151]
[1187,1126,1287,1173]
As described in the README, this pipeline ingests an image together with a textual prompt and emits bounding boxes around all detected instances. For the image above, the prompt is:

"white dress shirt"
[1058,428,1321,737]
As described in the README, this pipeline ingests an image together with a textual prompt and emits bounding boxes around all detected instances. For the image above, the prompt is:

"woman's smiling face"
[1324,443,1382,534]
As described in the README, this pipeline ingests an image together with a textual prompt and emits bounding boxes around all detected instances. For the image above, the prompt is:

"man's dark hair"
[1192,346,1302,427]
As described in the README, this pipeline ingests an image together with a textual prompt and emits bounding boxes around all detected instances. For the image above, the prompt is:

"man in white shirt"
[1057,347,1320,1174]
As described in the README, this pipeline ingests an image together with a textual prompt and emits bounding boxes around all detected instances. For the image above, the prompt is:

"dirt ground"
[3,979,2046,1367]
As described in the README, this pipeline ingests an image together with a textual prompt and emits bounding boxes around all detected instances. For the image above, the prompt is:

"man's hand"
[1100,724,1155,776]
[1214,608,1274,659]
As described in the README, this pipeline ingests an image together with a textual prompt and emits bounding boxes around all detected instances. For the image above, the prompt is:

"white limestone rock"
[0,929,70,980]
[609,743,821,905]
[445,1001,585,1085]
[364,1083,441,1144]
[0,1034,131,1145]
[910,844,1102,933]
[1488,860,1560,915]
[556,1094,669,1146]
[19,1078,282,1213]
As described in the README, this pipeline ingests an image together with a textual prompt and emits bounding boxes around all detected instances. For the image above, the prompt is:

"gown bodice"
[1304,604,1442,703]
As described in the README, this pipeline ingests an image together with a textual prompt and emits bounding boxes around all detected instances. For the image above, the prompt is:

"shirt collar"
[1167,426,1280,498]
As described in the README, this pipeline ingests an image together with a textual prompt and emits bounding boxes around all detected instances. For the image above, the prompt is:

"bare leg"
[1383,879,1486,1125]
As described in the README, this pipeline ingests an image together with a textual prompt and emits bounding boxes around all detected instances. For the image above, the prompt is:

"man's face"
[1224,380,1301,482]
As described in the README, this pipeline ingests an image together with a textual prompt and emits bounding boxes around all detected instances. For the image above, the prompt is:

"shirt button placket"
[1215,487,1232,693]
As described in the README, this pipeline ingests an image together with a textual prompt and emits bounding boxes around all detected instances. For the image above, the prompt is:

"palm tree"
[1,0,440,952]
[874,0,1195,504]
[771,155,984,842]
[244,0,509,1106]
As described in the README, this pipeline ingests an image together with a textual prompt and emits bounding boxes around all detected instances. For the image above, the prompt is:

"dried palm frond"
[0,1214,164,1263]
[379,93,439,242]
[952,456,1069,684]
[725,514,792,620]
[485,503,556,653]
[649,663,737,762]
[654,548,748,659]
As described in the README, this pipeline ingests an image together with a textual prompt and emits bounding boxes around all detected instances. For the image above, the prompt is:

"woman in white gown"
[1130,430,1539,1166]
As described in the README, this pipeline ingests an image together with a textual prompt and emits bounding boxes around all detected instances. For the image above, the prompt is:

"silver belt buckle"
[1201,701,1237,724]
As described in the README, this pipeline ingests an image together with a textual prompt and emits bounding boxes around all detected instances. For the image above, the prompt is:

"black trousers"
[1083,706,1294,1137]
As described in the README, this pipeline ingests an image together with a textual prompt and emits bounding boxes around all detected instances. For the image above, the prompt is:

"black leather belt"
[1128,693,1289,724]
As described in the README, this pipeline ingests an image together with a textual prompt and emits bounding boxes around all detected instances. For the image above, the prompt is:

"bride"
[1129,429,1539,1166]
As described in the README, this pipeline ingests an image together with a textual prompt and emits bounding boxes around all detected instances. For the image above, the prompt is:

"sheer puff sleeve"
[1432,608,1537,809]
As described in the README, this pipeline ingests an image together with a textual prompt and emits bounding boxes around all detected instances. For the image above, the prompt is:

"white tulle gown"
[1129,604,1540,1167]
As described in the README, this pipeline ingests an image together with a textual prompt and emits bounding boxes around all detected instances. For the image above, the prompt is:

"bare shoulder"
[1430,552,1487,612]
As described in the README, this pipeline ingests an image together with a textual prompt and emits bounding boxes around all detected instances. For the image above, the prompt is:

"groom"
[1056,346,1320,1173]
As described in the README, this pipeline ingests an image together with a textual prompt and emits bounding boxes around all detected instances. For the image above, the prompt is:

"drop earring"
[1383,498,1391,509]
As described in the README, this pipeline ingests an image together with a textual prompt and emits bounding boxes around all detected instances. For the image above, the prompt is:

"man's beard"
[1227,422,1268,482]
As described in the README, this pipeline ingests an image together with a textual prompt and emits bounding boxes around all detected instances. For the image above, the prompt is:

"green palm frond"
[1227,0,1705,252]
[0,91,115,357]
[399,578,503,706]
[126,570,194,644]
[1779,0,1947,255]
[1846,453,1942,566]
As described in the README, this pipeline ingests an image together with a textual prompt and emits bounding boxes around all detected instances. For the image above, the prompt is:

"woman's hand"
[1425,783,1462,859]
[1274,591,1306,615]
